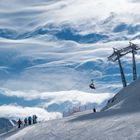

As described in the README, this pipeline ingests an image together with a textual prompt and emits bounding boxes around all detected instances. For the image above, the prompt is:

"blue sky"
[0,0,140,120]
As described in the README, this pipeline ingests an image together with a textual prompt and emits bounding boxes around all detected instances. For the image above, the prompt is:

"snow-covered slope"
[5,77,140,140]
[5,109,140,140]
[103,76,140,111]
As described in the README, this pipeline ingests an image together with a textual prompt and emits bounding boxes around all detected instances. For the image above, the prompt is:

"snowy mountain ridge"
[103,76,140,111]
[0,118,16,135]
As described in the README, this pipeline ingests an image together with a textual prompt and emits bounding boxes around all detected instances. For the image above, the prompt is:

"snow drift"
[103,76,140,111]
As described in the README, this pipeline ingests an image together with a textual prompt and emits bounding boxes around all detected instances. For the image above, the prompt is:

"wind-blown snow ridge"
[103,76,140,111]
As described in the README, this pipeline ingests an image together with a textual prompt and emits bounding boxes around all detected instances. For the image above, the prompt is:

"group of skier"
[17,115,37,128]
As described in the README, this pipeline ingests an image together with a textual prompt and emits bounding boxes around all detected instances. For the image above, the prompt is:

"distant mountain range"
[0,118,16,134]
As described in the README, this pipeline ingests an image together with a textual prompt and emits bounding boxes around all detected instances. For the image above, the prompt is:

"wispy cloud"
[0,0,140,119]
[0,88,114,108]
[0,38,139,92]
[2,88,113,101]
[0,0,140,33]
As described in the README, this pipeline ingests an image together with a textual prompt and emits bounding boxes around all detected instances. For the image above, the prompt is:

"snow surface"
[5,110,140,140]
[5,76,140,140]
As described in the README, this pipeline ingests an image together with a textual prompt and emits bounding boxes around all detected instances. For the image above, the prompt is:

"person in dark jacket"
[24,118,27,126]
[17,118,22,128]
[93,107,96,113]
[33,115,37,124]
[28,116,32,125]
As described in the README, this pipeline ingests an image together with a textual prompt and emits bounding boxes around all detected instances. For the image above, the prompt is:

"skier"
[93,107,96,113]
[33,115,37,124]
[28,116,32,125]
[17,118,22,128]
[24,118,28,126]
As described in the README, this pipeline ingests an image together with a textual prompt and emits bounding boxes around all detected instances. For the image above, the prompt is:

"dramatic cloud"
[0,0,140,120]
[0,88,113,104]
[0,39,136,92]
[0,105,62,121]
[1,0,140,33]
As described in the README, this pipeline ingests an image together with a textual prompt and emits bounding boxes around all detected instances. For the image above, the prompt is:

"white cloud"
[0,104,62,121]
[0,0,140,33]
[1,88,114,106]
[0,88,114,120]
[0,38,139,93]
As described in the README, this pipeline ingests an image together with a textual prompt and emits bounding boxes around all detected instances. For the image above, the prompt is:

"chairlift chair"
[89,80,95,89]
